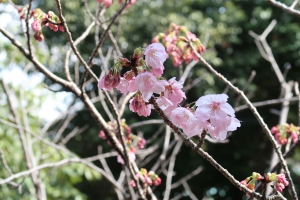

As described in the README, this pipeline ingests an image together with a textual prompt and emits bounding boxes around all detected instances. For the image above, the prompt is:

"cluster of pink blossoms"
[271,123,299,145]
[96,0,135,8]
[98,41,240,140]
[152,23,206,66]
[130,168,161,187]
[265,173,289,193]
[240,172,289,195]
[30,9,64,42]
[99,120,146,165]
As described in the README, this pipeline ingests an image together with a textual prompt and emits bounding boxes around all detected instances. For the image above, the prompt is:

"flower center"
[211,102,220,111]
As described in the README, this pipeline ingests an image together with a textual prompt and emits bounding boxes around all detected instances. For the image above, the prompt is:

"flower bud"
[133,47,144,59]
[31,20,41,32]
[153,177,161,186]
[33,31,44,42]
[98,70,121,91]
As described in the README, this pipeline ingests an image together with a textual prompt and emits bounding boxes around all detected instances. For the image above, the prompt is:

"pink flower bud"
[98,70,121,91]
[129,94,151,117]
[97,0,113,8]
[31,20,41,32]
[153,177,161,186]
[130,180,136,187]
[49,24,58,32]
[59,25,65,32]
[98,130,106,140]
[33,31,44,42]
[137,138,146,149]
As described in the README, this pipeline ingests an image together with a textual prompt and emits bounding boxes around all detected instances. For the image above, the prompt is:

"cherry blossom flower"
[129,94,151,117]
[135,71,167,101]
[195,94,240,140]
[169,107,204,137]
[169,107,195,130]
[164,104,178,116]
[98,70,120,91]
[31,20,41,32]
[265,173,289,193]
[164,77,186,105]
[275,174,289,192]
[117,151,136,165]
[116,76,137,94]
[97,0,113,8]
[271,124,299,145]
[156,96,173,110]
[144,43,168,76]
[150,66,164,76]
[137,138,146,149]
[195,94,235,119]
[130,180,136,187]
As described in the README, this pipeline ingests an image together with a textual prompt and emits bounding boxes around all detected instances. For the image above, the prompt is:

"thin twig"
[195,130,207,149]
[130,119,164,129]
[235,97,299,112]
[235,70,256,107]
[171,167,203,189]
[182,181,198,200]
[0,148,13,176]
[266,0,300,17]
[290,0,298,9]
[163,140,183,200]
[64,21,96,82]
[61,124,89,145]
[25,0,33,57]
[295,82,300,126]
[0,156,124,193]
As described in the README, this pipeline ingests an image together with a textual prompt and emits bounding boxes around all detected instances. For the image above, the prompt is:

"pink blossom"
[116,71,137,93]
[97,0,113,8]
[195,94,240,140]
[135,71,167,101]
[171,51,183,66]
[169,107,197,131]
[195,94,235,120]
[275,173,289,193]
[137,138,146,149]
[98,70,120,91]
[150,66,164,76]
[164,77,186,105]
[129,94,151,117]
[164,104,178,116]
[31,20,41,32]
[117,151,136,165]
[153,177,162,186]
[184,121,203,138]
[49,24,58,32]
[98,130,106,140]
[130,180,136,187]
[168,106,203,138]
[156,96,173,110]
[116,77,137,94]
[59,25,64,32]
[144,43,168,75]
[291,131,298,143]
[33,31,44,42]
